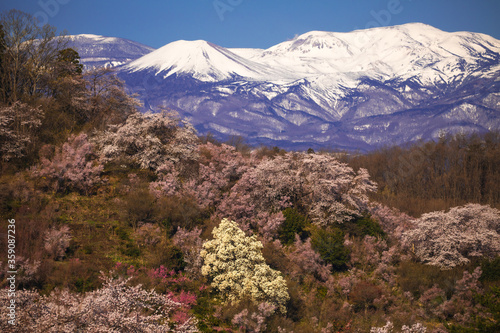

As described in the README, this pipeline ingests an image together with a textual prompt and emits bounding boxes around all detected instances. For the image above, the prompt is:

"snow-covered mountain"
[67,34,155,69]
[124,40,295,82]
[114,23,500,150]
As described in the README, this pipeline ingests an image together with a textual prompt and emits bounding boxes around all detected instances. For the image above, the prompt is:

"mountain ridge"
[67,34,155,69]
[69,23,500,151]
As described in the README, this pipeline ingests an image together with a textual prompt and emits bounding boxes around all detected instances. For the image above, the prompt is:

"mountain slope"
[68,34,155,69]
[115,23,500,151]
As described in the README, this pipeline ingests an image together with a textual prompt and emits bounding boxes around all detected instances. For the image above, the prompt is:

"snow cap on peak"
[71,34,120,43]
[124,39,289,82]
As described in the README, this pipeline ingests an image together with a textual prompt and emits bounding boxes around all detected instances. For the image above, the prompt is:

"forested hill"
[344,132,500,216]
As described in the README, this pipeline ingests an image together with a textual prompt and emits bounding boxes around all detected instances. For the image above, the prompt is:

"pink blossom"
[402,204,500,268]
[32,133,104,195]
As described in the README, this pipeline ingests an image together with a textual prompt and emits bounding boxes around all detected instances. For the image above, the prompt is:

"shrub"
[120,242,141,258]
[480,256,500,283]
[261,240,290,274]
[349,280,382,312]
[279,207,309,245]
[151,243,186,272]
[475,286,500,332]
[396,261,466,299]
[120,186,156,228]
[342,214,385,239]
[154,195,204,232]
[114,226,130,241]
[43,225,72,260]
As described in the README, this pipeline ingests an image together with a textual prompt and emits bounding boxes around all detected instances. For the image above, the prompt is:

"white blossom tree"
[402,203,500,269]
[200,218,289,313]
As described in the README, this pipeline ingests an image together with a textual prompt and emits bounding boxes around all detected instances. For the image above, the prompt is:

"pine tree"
[56,48,83,75]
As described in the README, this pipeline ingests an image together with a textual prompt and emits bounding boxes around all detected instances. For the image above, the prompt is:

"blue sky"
[1,0,499,49]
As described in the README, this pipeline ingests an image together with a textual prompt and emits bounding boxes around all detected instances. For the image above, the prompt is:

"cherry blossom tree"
[134,223,162,247]
[301,154,377,225]
[173,227,204,275]
[0,273,198,332]
[369,204,416,239]
[32,133,103,195]
[0,101,43,161]
[370,321,427,333]
[402,204,500,268]
[217,152,377,236]
[200,218,289,314]
[289,235,332,281]
[183,142,250,209]
[437,267,495,327]
[93,110,198,170]
[149,161,180,198]
[216,153,301,229]
[231,302,276,333]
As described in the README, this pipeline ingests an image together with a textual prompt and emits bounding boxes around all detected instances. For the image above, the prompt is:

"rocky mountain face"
[72,23,500,150]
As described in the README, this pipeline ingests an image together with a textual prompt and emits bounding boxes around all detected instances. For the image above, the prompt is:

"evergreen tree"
[56,48,83,76]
